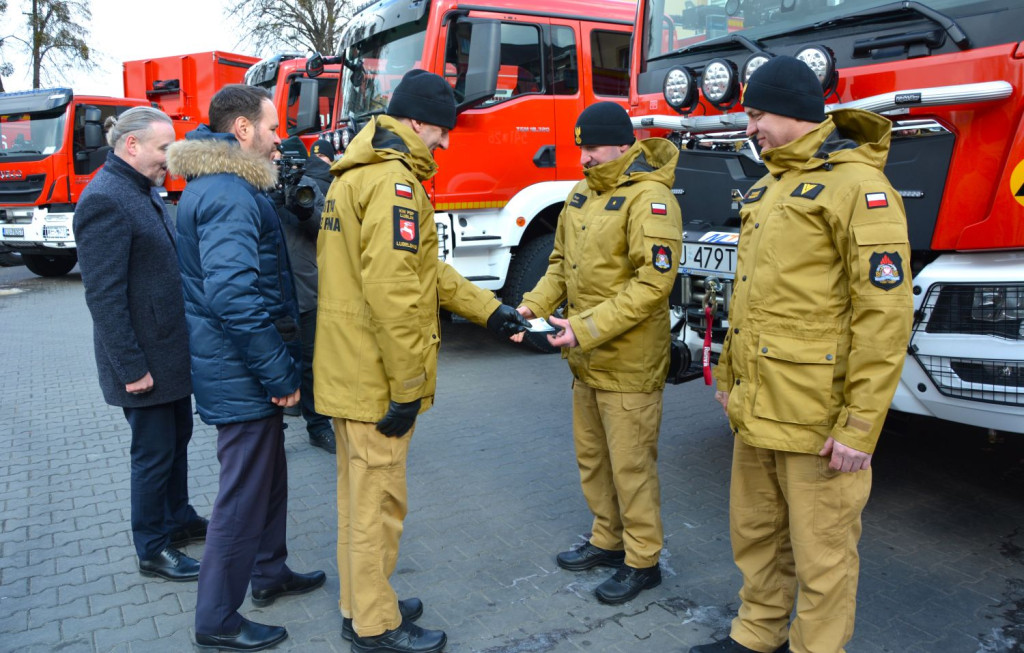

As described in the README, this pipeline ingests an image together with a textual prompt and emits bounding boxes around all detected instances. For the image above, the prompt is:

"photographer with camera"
[273,137,337,454]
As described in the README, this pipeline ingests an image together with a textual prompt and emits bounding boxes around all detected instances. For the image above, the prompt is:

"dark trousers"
[122,396,198,560]
[195,412,290,635]
[299,309,332,437]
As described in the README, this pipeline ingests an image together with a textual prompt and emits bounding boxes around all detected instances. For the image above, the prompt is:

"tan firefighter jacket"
[522,138,682,393]
[714,109,914,454]
[313,115,499,422]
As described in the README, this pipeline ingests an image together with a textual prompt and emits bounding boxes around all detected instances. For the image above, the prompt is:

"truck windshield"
[0,110,66,159]
[645,0,981,60]
[338,10,428,123]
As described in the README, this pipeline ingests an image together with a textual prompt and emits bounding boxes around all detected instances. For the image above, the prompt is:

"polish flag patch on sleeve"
[865,192,889,209]
[395,183,414,199]
[651,202,668,215]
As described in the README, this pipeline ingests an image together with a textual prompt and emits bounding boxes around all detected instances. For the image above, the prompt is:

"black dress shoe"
[689,638,789,653]
[555,542,626,571]
[251,569,326,606]
[342,598,423,641]
[309,430,336,454]
[195,617,288,651]
[594,563,661,604]
[170,516,209,546]
[139,546,200,582]
[351,619,446,653]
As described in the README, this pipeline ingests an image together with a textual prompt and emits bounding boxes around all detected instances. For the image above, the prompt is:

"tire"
[503,233,562,354]
[0,250,22,267]
[22,253,77,277]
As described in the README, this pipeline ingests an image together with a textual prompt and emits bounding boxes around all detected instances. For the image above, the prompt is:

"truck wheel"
[22,253,77,277]
[503,233,561,354]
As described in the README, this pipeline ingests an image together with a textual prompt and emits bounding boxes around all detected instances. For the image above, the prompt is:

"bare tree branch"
[224,0,359,57]
[16,0,97,88]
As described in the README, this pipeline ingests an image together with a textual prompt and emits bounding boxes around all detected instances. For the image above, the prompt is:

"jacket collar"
[103,151,154,194]
[166,124,278,190]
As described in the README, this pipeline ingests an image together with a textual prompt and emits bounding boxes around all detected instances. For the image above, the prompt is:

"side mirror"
[81,105,105,149]
[290,78,321,135]
[306,52,325,78]
[457,20,501,111]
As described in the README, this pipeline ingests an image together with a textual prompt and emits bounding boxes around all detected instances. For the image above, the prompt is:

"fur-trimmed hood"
[167,125,278,191]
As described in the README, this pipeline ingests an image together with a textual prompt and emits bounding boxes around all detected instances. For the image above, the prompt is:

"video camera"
[274,148,317,211]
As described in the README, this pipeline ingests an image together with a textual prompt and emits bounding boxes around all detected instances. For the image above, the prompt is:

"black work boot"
[350,619,446,653]
[555,542,626,571]
[594,563,661,604]
[689,638,790,653]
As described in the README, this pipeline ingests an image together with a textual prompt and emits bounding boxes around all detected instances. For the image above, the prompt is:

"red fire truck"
[244,54,341,149]
[629,0,1023,433]
[0,51,256,276]
[295,0,635,350]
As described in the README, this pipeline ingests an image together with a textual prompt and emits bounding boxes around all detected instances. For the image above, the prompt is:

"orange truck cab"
[629,0,1024,433]
[244,53,341,152]
[0,90,146,276]
[294,0,636,351]
[0,51,257,277]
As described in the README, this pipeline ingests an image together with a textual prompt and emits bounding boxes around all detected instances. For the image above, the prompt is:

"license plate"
[43,225,69,239]
[2,227,24,238]
[681,242,736,277]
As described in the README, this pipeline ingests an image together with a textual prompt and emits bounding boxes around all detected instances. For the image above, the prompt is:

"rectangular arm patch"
[393,206,419,253]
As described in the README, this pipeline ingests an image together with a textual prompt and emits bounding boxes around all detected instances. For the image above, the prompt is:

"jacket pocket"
[752,333,837,426]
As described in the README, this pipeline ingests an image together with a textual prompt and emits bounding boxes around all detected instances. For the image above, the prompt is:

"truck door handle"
[533,145,556,168]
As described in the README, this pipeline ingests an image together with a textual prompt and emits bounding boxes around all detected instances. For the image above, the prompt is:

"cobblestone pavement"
[1,263,1023,653]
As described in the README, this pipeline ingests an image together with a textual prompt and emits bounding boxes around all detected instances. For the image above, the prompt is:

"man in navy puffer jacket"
[168,84,325,653]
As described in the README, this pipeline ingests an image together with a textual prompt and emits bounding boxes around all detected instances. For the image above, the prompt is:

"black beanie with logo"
[741,55,825,123]
[574,102,636,146]
[387,69,457,130]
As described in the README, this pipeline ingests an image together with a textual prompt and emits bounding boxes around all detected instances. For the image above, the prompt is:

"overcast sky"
[3,0,252,96]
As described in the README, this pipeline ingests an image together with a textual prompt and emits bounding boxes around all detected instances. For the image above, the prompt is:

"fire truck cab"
[629,0,1024,433]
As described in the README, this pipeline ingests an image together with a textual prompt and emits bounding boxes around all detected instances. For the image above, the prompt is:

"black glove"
[487,304,530,337]
[376,399,421,437]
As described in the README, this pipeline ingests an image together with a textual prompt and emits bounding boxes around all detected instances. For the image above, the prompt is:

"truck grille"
[680,274,733,343]
[911,283,1024,407]
[0,175,47,206]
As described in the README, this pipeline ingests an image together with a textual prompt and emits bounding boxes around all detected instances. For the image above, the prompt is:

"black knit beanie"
[387,69,457,130]
[741,55,825,123]
[574,102,635,146]
[310,138,336,160]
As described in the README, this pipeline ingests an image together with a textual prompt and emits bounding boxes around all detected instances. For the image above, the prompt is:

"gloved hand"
[487,304,531,337]
[376,399,421,437]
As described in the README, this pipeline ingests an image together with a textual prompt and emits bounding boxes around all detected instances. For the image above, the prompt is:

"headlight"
[796,45,837,94]
[741,54,770,84]
[701,58,739,107]
[663,67,697,114]
[973,286,1024,322]
[332,130,343,150]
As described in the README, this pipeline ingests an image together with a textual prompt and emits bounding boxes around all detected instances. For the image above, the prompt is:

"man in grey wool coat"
[74,106,208,582]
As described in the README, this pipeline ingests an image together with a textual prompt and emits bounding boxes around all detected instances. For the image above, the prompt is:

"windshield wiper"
[813,1,969,49]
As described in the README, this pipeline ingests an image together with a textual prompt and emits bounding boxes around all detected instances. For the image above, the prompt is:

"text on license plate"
[681,243,736,277]
[2,227,24,238]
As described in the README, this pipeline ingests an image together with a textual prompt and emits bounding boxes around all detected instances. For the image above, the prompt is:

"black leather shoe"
[170,516,209,546]
[309,430,336,454]
[555,542,626,571]
[351,619,446,653]
[139,546,199,581]
[251,569,326,606]
[195,617,288,651]
[342,598,423,641]
[689,638,789,653]
[594,563,661,604]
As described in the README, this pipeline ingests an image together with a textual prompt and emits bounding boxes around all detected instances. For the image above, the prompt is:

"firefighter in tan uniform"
[313,70,528,653]
[513,102,682,605]
[690,57,914,653]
